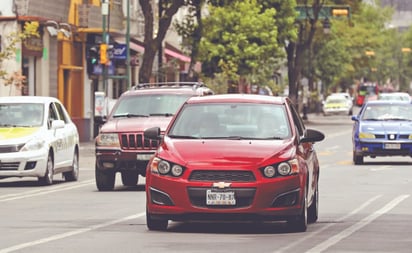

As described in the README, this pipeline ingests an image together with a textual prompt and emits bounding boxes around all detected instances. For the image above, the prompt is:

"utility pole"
[101,0,109,113]
[158,0,163,82]
[126,0,131,88]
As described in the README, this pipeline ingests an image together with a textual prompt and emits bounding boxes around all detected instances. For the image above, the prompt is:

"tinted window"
[112,94,192,117]
[54,102,69,123]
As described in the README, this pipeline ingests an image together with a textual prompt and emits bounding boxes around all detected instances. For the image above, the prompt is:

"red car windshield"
[169,103,291,139]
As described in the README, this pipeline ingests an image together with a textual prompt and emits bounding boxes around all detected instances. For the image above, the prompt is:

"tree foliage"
[313,2,393,93]
[0,21,39,93]
[198,0,294,89]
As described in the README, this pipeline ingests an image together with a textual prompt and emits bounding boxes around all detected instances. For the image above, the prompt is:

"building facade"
[0,0,192,141]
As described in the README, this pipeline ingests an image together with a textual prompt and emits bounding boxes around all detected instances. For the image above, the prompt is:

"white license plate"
[136,153,154,160]
[206,190,236,205]
[384,143,401,149]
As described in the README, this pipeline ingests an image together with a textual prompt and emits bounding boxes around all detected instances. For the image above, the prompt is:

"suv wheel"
[121,171,139,186]
[95,162,115,191]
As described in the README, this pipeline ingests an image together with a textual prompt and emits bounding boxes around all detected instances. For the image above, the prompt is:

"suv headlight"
[96,133,120,147]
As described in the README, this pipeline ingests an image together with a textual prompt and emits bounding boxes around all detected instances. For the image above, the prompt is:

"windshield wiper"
[382,118,410,121]
[113,113,149,118]
[149,113,174,117]
[168,134,200,139]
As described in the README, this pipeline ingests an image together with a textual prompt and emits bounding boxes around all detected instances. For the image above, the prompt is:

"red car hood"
[160,137,295,167]
[100,117,172,133]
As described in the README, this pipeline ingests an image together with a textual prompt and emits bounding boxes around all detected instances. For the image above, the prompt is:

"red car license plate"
[206,190,236,205]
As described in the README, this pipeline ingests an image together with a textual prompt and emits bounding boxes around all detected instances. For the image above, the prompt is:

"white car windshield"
[0,103,44,127]
[169,103,291,139]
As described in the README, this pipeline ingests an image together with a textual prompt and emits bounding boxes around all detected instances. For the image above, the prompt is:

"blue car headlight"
[359,132,375,139]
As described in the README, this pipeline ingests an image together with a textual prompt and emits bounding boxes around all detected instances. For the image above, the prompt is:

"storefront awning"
[165,48,191,63]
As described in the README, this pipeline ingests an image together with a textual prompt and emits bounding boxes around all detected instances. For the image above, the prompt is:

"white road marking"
[273,195,382,253]
[0,180,94,202]
[324,129,352,139]
[0,212,146,253]
[305,194,409,253]
[370,165,393,171]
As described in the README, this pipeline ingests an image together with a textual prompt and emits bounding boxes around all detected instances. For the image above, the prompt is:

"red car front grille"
[189,170,256,182]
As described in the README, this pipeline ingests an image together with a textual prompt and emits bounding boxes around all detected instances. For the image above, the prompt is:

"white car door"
[53,102,77,167]
[48,103,66,169]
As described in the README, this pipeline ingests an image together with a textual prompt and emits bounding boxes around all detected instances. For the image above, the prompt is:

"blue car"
[351,100,412,164]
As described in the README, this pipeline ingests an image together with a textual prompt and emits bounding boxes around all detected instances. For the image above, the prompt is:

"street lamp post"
[101,0,109,110]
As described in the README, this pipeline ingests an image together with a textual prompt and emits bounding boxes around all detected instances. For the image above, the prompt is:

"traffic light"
[100,43,108,65]
[331,7,350,17]
[87,46,99,76]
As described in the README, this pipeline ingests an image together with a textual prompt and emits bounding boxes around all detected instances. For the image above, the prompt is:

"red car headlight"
[149,157,185,177]
[261,159,300,178]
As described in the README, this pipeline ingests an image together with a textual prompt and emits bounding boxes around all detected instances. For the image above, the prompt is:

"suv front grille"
[120,133,160,150]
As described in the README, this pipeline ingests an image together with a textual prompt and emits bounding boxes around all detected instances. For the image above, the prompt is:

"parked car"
[377,92,411,103]
[330,92,353,102]
[0,96,80,185]
[351,100,412,164]
[94,82,214,191]
[322,94,353,116]
[144,94,324,232]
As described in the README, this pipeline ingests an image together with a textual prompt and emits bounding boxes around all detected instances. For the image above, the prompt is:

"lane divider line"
[305,194,409,253]
[273,194,382,253]
[0,180,95,202]
[0,212,146,253]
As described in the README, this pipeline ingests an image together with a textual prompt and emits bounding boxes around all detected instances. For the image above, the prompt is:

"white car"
[323,94,353,116]
[0,96,80,185]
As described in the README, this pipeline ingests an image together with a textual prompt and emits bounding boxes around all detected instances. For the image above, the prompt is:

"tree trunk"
[138,0,185,84]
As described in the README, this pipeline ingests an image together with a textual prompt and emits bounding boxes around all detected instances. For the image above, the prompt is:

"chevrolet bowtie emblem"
[213,182,231,189]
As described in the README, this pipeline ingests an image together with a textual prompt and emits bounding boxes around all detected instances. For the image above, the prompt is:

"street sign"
[296,5,351,20]
[112,44,127,60]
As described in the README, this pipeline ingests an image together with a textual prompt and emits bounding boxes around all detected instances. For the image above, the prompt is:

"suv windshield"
[111,94,192,118]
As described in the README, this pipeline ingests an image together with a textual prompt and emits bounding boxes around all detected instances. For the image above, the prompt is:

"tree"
[138,0,186,83]
[313,2,393,93]
[198,0,285,92]
[0,21,39,95]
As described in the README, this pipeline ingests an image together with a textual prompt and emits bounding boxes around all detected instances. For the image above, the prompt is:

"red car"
[144,94,324,232]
